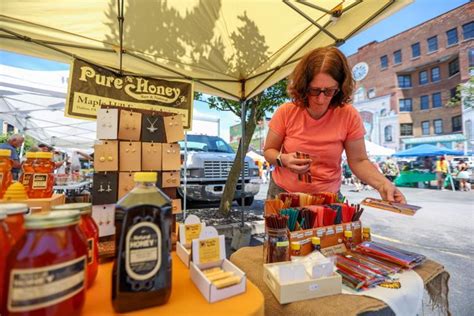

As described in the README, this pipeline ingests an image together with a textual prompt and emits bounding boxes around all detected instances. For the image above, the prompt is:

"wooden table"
[230,246,450,316]
[82,252,264,315]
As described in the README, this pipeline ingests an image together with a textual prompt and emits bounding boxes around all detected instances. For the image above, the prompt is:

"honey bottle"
[344,230,355,250]
[362,227,372,242]
[19,152,36,194]
[29,152,55,198]
[0,149,13,199]
[311,236,321,252]
[112,172,172,313]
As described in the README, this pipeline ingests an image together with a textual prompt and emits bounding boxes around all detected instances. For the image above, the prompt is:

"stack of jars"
[0,149,13,199]
[0,202,100,316]
[20,152,55,199]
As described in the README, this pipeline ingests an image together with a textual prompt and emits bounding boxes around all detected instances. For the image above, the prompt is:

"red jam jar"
[4,210,87,316]
[1,203,28,247]
[19,152,36,193]
[52,203,99,287]
[0,149,13,199]
[28,152,55,199]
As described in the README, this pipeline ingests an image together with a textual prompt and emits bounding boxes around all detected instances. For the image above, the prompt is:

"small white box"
[263,261,341,304]
[176,241,191,268]
[176,215,206,268]
[189,227,246,303]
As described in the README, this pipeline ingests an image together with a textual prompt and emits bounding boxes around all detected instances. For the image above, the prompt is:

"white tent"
[365,139,395,156]
[246,150,266,163]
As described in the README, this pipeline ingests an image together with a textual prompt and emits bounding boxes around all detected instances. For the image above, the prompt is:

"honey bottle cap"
[291,242,301,250]
[134,172,157,183]
[344,230,353,238]
[311,237,321,245]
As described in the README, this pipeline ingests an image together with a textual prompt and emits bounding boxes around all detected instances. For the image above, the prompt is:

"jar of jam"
[1,209,12,313]
[19,152,36,193]
[28,152,55,199]
[52,203,99,287]
[4,210,87,316]
[0,149,13,199]
[0,203,28,247]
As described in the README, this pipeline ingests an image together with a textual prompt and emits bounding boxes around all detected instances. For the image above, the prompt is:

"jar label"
[184,223,202,245]
[32,173,48,189]
[125,222,161,281]
[198,237,220,264]
[87,238,94,264]
[8,256,86,312]
[22,173,33,186]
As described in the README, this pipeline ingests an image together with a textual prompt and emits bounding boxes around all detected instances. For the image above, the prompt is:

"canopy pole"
[240,81,246,227]
[117,0,125,75]
[183,131,188,219]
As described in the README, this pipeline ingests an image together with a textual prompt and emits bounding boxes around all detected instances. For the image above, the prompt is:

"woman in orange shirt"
[264,47,406,203]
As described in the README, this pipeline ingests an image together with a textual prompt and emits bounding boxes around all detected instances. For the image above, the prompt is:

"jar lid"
[36,152,53,159]
[0,209,6,220]
[0,149,11,157]
[311,236,320,245]
[344,230,353,238]
[0,203,29,215]
[25,210,80,229]
[52,203,92,214]
[291,242,301,250]
[134,172,157,183]
[362,227,371,233]
[25,152,38,158]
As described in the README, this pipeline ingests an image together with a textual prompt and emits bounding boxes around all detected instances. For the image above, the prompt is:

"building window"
[367,88,376,98]
[393,50,402,64]
[452,116,462,132]
[380,55,388,69]
[431,67,440,82]
[419,70,428,85]
[463,21,474,40]
[420,95,430,110]
[384,126,393,142]
[432,92,442,108]
[6,124,15,134]
[400,123,413,136]
[421,121,430,136]
[399,98,412,112]
[448,58,459,76]
[411,42,420,58]
[427,36,438,52]
[446,28,458,46]
[398,74,412,88]
[434,119,443,134]
[450,87,459,100]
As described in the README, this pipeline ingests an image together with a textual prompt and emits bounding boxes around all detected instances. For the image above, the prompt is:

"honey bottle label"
[125,222,161,281]
[32,173,48,189]
[8,256,86,312]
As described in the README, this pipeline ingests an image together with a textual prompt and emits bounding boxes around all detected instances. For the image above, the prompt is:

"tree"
[197,79,288,216]
[0,134,37,153]
[447,70,474,108]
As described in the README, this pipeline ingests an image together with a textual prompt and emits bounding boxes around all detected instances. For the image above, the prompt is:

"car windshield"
[178,135,234,153]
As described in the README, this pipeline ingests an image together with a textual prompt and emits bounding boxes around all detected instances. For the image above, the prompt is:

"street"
[250,183,474,315]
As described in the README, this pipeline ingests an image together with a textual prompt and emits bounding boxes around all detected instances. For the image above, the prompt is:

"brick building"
[347,2,473,151]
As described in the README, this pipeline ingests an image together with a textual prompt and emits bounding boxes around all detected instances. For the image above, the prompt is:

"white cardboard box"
[176,215,206,268]
[176,241,191,268]
[189,227,246,303]
[263,261,341,304]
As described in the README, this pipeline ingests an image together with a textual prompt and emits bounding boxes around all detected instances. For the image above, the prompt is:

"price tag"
[326,228,335,236]
[184,223,202,244]
[198,237,220,264]
[335,225,343,234]
[304,230,313,237]
[316,229,325,237]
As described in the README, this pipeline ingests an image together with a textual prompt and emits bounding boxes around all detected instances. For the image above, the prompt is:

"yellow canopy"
[0,0,412,101]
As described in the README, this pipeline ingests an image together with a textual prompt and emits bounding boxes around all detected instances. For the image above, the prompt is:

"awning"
[402,134,466,145]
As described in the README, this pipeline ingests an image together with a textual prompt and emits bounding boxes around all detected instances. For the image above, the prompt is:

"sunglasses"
[307,87,339,97]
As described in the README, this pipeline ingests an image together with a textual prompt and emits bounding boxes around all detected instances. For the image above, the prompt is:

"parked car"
[177,134,261,206]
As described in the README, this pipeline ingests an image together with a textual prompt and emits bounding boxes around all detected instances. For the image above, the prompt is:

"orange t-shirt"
[269,102,365,193]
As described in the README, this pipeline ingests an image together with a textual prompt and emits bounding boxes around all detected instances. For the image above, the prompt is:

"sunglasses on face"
[307,87,339,97]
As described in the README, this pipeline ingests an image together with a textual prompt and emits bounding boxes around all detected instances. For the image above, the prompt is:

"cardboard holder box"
[189,228,246,303]
[176,216,205,268]
[1,193,66,212]
[263,261,342,304]
[288,220,362,256]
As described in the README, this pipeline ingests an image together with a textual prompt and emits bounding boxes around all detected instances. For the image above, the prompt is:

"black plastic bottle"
[112,172,172,313]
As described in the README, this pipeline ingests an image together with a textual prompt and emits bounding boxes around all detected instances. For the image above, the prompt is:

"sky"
[0,0,469,142]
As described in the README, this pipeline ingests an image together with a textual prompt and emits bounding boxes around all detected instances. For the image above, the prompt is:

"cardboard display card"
[94,141,119,172]
[118,109,142,141]
[162,143,181,170]
[160,171,180,188]
[164,115,185,143]
[118,172,136,199]
[141,114,166,142]
[96,108,119,140]
[119,141,142,171]
[142,142,162,171]
[92,172,118,205]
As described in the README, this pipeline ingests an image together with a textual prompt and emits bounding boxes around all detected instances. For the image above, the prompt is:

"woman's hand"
[281,153,312,174]
[377,181,406,204]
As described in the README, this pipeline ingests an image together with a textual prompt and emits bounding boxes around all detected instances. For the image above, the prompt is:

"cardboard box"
[1,193,65,212]
[263,261,341,304]
[176,215,206,267]
[176,241,191,268]
[189,227,246,303]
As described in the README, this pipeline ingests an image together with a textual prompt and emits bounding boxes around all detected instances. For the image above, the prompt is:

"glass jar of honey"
[52,203,99,287]
[28,152,55,198]
[0,149,13,199]
[4,210,87,316]
[19,152,36,193]
[0,203,28,247]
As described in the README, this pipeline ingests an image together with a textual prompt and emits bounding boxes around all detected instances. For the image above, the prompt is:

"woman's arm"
[345,138,406,203]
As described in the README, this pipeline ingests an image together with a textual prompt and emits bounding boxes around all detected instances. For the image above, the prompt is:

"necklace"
[146,117,159,133]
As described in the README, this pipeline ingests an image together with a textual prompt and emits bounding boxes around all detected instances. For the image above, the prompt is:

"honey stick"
[212,276,242,289]
[206,271,234,282]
